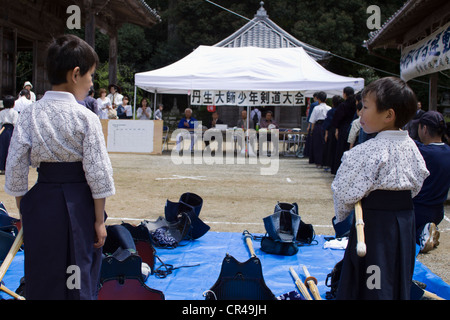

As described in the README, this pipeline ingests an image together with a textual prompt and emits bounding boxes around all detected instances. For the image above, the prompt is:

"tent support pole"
[154,90,158,119]
[133,85,137,119]
[246,106,250,157]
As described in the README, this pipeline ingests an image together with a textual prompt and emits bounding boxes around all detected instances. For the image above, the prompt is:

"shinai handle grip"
[289,267,312,300]
[243,230,256,257]
[355,201,366,257]
[302,265,322,300]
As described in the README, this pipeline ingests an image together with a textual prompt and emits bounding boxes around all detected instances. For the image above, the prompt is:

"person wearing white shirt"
[154,104,163,120]
[107,84,123,107]
[14,89,33,113]
[136,98,152,120]
[96,88,112,119]
[308,91,331,167]
[23,81,36,102]
[0,95,19,174]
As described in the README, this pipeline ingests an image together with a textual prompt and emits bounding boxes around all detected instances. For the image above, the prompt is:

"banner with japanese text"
[190,90,305,106]
[400,21,450,82]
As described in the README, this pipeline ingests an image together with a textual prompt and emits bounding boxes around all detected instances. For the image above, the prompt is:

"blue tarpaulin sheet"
[1,232,449,300]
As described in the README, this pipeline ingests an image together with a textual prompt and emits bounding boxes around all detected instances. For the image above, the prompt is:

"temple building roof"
[214,2,330,61]
[364,0,449,50]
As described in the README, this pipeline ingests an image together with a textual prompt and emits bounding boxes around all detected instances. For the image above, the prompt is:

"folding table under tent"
[134,45,364,142]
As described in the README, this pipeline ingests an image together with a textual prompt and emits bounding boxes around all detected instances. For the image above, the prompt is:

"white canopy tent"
[133,45,364,135]
[134,45,364,98]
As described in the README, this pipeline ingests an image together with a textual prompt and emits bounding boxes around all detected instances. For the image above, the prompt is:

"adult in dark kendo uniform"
[4,35,115,300]
[331,87,357,174]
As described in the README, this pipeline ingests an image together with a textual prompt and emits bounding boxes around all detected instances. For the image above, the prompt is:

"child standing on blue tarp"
[331,77,429,300]
[5,34,115,300]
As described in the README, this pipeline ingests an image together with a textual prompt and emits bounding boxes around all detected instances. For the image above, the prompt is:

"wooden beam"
[84,0,96,49]
[12,28,17,96]
[108,27,118,86]
[401,2,450,48]
[0,27,3,98]
[32,39,38,92]
[429,73,438,111]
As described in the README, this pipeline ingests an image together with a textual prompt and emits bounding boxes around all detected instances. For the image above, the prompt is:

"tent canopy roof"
[134,45,364,97]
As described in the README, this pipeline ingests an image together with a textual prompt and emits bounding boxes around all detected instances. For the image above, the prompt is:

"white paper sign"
[107,120,154,153]
[190,90,305,106]
[400,21,450,82]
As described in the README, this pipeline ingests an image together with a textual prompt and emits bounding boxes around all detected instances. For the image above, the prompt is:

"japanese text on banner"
[400,21,450,82]
[190,90,305,106]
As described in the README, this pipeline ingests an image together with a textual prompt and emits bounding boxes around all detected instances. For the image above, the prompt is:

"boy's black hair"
[362,77,417,129]
[343,86,356,105]
[46,34,99,86]
[19,89,30,99]
[2,95,15,109]
[332,95,343,108]
[317,91,327,102]
[343,86,355,97]
[419,122,445,138]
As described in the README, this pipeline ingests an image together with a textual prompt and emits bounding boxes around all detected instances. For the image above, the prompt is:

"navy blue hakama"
[337,190,415,300]
[20,162,102,300]
[0,124,14,171]
[309,120,326,166]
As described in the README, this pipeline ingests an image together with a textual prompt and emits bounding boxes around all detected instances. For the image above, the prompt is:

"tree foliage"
[90,0,449,108]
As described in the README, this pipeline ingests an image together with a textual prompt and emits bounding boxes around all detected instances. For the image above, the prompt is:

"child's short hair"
[362,77,417,128]
[46,34,99,86]
[2,95,15,109]
[332,95,343,107]
[419,111,446,138]
[19,89,30,99]
[317,91,327,102]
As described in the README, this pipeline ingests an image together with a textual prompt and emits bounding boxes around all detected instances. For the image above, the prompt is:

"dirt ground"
[0,141,448,287]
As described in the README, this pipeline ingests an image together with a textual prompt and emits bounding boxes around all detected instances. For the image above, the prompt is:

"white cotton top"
[309,102,331,123]
[5,91,115,199]
[0,108,19,126]
[331,130,429,223]
[96,97,111,119]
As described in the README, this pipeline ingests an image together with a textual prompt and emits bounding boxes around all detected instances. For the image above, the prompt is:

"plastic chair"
[283,128,301,156]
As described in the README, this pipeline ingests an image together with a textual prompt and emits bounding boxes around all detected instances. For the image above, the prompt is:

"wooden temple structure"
[365,0,450,111]
[0,0,160,98]
[213,2,330,129]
